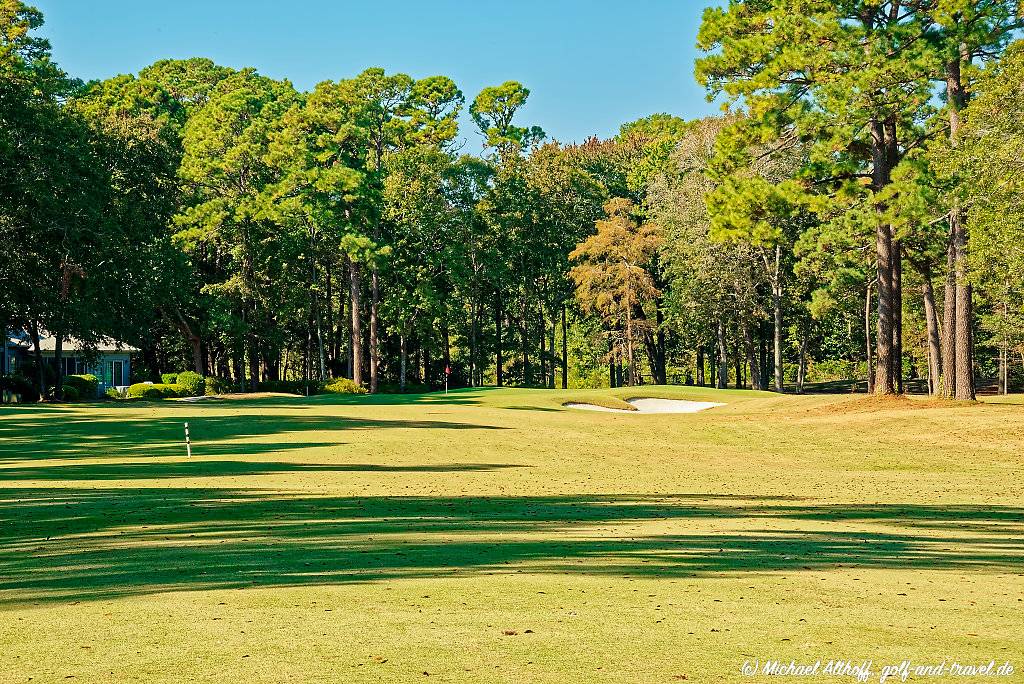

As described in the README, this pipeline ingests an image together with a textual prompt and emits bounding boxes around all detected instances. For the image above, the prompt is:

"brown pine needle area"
[1,386,1022,682]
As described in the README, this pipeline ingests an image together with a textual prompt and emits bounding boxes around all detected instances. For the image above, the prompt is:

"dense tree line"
[3,0,1023,400]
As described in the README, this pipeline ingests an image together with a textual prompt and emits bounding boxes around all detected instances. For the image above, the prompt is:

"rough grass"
[1,386,1022,683]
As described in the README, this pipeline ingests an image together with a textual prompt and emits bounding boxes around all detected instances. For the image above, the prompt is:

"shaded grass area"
[0,411,506,463]
[1,487,1022,605]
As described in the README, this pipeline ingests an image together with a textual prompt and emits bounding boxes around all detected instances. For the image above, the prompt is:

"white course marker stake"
[184,422,192,458]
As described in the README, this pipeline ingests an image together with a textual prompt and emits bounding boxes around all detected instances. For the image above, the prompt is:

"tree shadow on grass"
[1,489,1020,605]
[226,388,495,410]
[0,414,507,463]
[0,461,528,481]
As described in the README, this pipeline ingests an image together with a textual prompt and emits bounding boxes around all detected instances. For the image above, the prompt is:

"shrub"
[0,374,34,400]
[256,379,302,395]
[322,377,368,395]
[161,373,179,385]
[127,383,181,399]
[204,376,233,396]
[65,374,99,398]
[806,360,868,383]
[105,386,127,400]
[176,371,205,397]
[60,385,81,402]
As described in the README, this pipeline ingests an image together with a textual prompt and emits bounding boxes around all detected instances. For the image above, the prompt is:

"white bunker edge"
[564,397,726,414]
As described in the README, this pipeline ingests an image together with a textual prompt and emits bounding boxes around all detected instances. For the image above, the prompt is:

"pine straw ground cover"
[0,387,1021,683]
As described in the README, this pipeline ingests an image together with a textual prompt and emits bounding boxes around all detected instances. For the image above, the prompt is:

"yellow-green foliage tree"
[570,199,663,386]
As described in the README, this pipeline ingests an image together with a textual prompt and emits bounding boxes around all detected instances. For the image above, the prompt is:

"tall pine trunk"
[893,241,903,393]
[349,258,363,387]
[945,50,976,400]
[871,118,897,394]
[921,273,942,396]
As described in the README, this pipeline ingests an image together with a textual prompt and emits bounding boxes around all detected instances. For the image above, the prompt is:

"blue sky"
[32,0,721,147]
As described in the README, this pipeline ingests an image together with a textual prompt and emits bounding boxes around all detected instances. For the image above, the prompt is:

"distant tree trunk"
[655,300,667,385]
[520,296,530,386]
[999,340,1007,396]
[495,293,503,387]
[442,323,451,387]
[696,347,705,387]
[310,265,327,383]
[469,301,478,388]
[743,319,760,390]
[248,332,260,392]
[916,263,942,396]
[325,266,334,368]
[369,271,380,394]
[766,244,785,392]
[349,258,363,387]
[163,309,203,374]
[231,346,245,389]
[772,284,783,392]
[548,314,556,389]
[709,344,716,388]
[733,329,742,390]
[400,330,407,392]
[538,302,547,387]
[609,342,617,388]
[561,304,568,389]
[758,335,769,391]
[53,328,64,401]
[338,262,347,376]
[797,335,808,394]
[865,279,875,394]
[29,321,44,401]
[716,319,728,390]
[625,304,636,387]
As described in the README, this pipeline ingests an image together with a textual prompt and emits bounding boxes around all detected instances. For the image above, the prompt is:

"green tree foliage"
[7,0,1024,401]
[571,199,663,386]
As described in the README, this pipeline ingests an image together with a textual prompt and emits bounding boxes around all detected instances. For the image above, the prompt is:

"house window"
[112,360,125,387]
[61,357,81,376]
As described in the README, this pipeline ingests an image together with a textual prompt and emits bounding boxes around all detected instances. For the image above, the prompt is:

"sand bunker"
[564,398,725,414]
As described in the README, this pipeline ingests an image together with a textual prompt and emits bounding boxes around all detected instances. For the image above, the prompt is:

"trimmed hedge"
[127,383,181,399]
[176,371,205,397]
[205,376,233,396]
[161,373,179,385]
[65,374,99,398]
[322,377,367,395]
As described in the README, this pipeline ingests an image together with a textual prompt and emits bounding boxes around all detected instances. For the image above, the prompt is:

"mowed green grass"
[0,387,1022,683]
